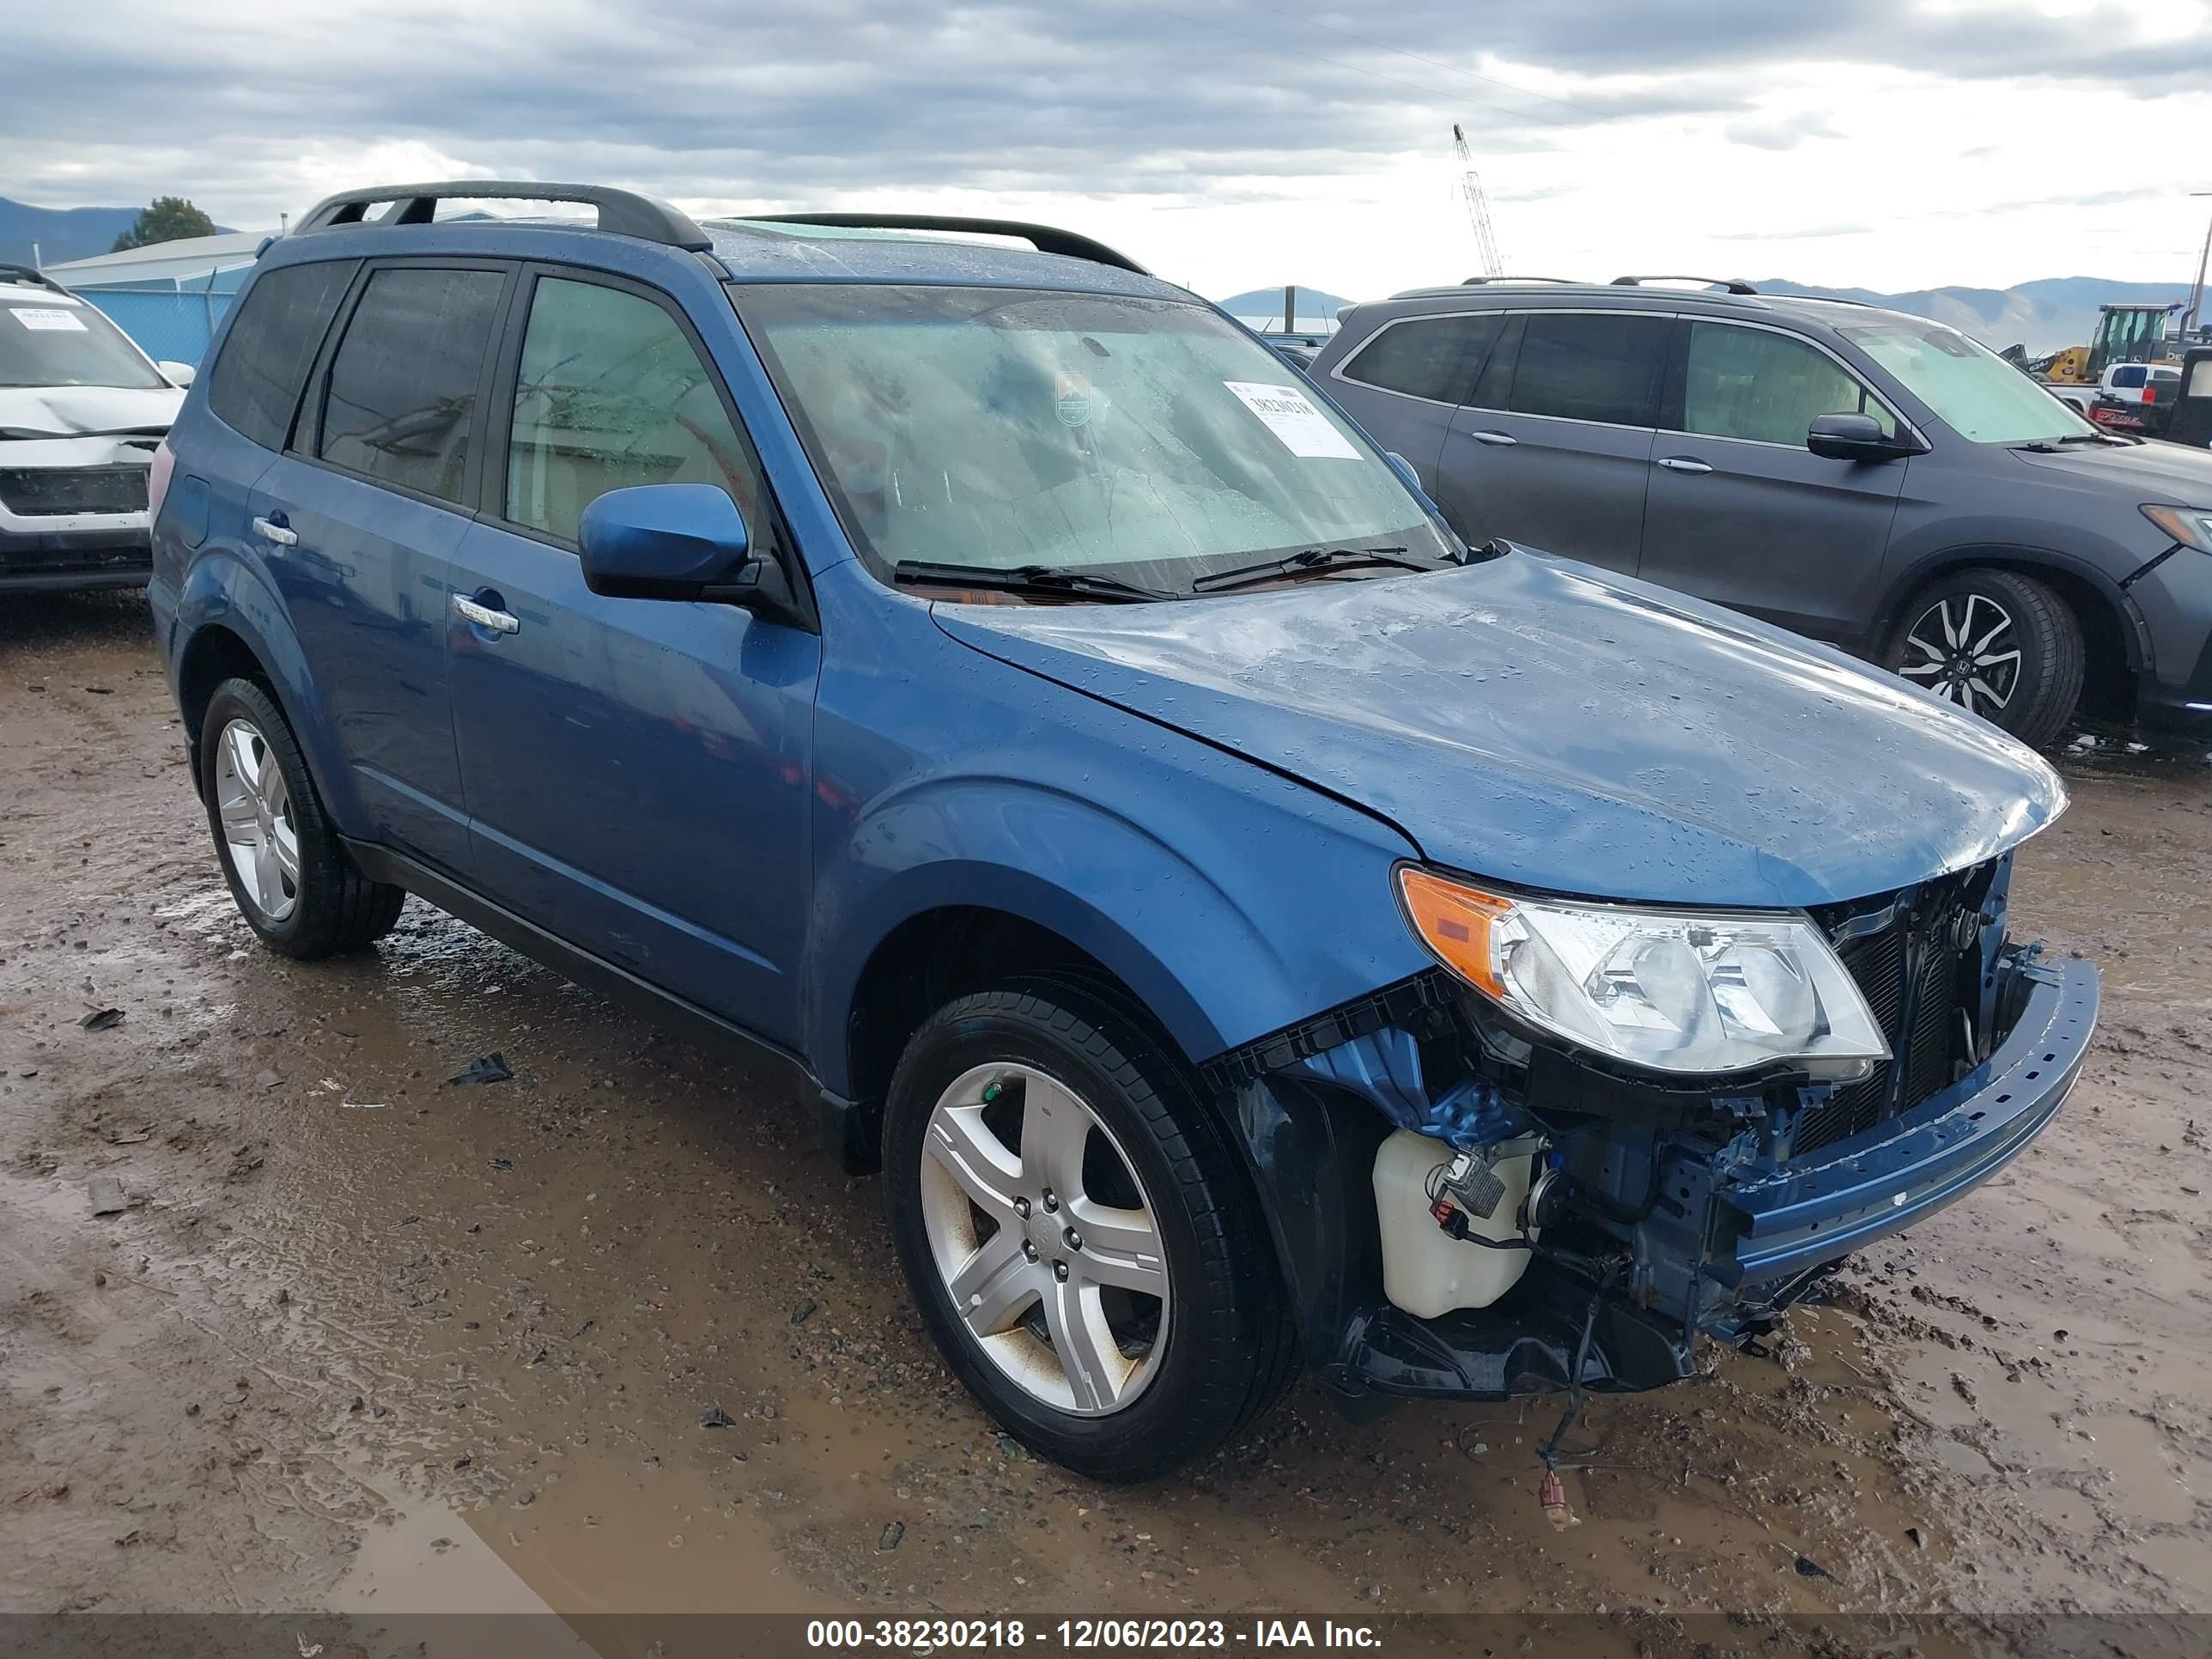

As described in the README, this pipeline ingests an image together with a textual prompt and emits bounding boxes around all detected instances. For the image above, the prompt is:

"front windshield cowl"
[736,283,1455,599]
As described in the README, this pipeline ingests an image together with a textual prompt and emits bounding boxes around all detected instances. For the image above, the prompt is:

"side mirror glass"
[1807,410,1917,462]
[157,360,197,388]
[577,483,758,602]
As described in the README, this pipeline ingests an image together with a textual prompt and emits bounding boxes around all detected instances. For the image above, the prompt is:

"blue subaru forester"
[147,183,2099,1480]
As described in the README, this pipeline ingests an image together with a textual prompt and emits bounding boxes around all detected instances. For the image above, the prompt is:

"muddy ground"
[3,592,2209,1651]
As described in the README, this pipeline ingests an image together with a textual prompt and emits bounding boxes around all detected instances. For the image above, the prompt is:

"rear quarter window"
[205,260,359,449]
[1338,313,1499,404]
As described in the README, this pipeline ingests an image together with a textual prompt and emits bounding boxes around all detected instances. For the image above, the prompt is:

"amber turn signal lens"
[1396,868,1515,997]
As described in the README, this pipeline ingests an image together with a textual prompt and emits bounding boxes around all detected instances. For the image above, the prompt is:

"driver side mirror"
[1807,411,1919,462]
[157,360,197,388]
[578,483,773,604]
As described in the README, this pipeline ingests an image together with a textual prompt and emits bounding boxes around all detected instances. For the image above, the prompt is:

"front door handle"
[452,593,520,635]
[250,515,297,547]
[1656,457,1714,474]
[1467,429,1518,447]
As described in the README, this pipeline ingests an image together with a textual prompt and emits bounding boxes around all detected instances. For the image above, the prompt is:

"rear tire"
[200,678,408,959]
[883,983,1295,1480]
[1884,567,2083,747]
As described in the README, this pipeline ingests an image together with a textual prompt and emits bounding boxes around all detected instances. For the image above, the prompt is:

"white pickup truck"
[2048,360,2181,425]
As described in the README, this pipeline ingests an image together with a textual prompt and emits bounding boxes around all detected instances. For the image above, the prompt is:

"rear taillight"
[2143,385,2160,404]
[146,438,175,525]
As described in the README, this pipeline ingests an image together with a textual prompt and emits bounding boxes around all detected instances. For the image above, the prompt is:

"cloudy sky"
[7,0,2212,301]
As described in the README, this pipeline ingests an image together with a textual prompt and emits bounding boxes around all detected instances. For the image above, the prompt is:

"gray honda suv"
[1313,276,2212,746]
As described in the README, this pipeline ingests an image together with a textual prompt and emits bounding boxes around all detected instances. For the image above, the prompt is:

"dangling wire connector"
[1538,1469,1579,1530]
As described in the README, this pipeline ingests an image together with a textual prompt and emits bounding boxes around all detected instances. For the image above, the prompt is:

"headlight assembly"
[2141,504,2212,554]
[1396,867,1890,1079]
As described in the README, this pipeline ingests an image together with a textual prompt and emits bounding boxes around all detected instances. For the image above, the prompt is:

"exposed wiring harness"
[1536,1256,1626,1474]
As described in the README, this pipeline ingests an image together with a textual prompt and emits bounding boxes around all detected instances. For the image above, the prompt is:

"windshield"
[738,284,1454,594]
[0,295,167,391]
[1838,320,2096,445]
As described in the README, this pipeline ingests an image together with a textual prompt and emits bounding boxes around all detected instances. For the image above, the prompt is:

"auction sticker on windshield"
[1223,380,1359,459]
[9,307,89,331]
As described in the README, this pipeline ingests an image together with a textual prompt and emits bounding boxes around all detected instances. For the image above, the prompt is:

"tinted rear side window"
[205,260,357,448]
[1339,313,1499,404]
[319,267,505,506]
[1507,313,1668,426]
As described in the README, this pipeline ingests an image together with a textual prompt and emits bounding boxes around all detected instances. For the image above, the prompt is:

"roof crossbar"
[294,181,714,252]
[1610,274,1759,295]
[742,213,1148,275]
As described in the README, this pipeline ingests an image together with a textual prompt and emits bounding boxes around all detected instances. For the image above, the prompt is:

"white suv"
[1,265,191,593]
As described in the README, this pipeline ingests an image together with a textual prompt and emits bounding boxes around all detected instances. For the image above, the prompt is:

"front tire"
[1885,567,2083,747]
[200,678,407,959]
[883,985,1295,1480]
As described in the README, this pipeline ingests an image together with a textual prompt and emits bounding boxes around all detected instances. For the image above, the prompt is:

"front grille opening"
[0,465,150,517]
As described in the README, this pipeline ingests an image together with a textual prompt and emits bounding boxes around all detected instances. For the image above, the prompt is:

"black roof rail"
[1610,274,1759,295]
[740,213,1148,275]
[1461,275,1580,285]
[0,262,71,295]
[294,181,713,252]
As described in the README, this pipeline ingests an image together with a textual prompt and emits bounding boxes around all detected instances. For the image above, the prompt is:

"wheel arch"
[171,553,361,821]
[1875,546,2147,721]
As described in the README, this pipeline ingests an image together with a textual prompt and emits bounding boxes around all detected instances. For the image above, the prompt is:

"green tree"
[111,196,217,252]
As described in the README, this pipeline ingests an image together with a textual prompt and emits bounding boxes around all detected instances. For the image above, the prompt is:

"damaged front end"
[1203,852,2099,1413]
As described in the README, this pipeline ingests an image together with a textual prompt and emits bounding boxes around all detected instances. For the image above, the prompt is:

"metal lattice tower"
[1452,124,1504,280]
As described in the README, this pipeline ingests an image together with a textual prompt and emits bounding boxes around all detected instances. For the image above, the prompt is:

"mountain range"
[1221,278,2205,355]
[1753,276,2206,356]
[1,197,239,268]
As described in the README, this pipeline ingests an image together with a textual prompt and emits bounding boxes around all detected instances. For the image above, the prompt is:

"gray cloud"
[2,0,2208,224]
[1721,112,1842,151]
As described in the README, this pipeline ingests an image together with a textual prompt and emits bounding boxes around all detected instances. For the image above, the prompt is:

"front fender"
[807,768,1430,1097]
[802,574,1432,1100]
[173,545,362,829]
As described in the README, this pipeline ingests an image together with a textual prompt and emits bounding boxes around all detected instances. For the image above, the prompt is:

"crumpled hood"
[933,554,2066,909]
[0,383,183,439]
[2008,435,2212,500]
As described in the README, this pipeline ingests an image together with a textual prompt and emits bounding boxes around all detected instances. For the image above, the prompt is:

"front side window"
[738,284,1453,592]
[1840,320,2097,446]
[1680,322,1895,447]
[0,294,165,392]
[1339,313,1499,404]
[1506,313,1668,426]
[506,277,770,545]
[319,267,505,505]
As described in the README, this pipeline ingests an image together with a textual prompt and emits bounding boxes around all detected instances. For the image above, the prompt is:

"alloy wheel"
[211,717,301,922]
[1898,592,2021,720]
[917,1061,1170,1416]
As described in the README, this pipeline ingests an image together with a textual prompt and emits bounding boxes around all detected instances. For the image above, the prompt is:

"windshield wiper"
[2014,431,2127,452]
[891,560,1176,603]
[1188,545,1425,594]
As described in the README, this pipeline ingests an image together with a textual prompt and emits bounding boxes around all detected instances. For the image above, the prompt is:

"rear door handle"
[1467,429,1518,447]
[1656,457,1714,474]
[250,515,297,547]
[452,593,520,635]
